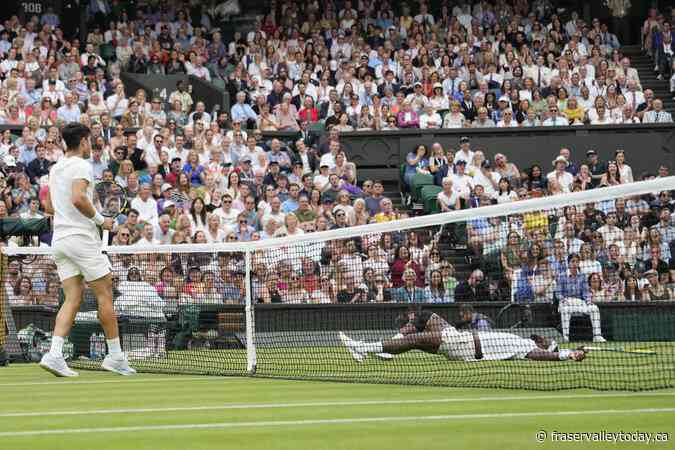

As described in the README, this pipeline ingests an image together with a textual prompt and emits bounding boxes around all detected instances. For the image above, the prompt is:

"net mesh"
[3,178,675,390]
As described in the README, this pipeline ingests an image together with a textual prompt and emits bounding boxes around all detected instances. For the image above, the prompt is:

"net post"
[244,249,257,375]
[0,252,21,359]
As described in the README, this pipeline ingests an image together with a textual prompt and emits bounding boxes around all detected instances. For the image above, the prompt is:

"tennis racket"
[95,181,128,244]
[95,181,128,219]
[584,346,657,356]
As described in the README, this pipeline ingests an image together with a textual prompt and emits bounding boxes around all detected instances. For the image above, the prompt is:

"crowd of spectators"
[1,1,674,308]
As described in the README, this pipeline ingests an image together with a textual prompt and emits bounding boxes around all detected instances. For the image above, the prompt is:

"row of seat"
[402,168,442,214]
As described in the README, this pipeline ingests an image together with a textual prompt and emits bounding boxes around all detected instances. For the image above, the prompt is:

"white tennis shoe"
[102,353,137,376]
[39,353,79,377]
[593,335,607,343]
[339,332,366,363]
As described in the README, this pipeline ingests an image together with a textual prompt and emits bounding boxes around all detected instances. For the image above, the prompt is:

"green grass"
[1,364,675,450]
[69,341,675,390]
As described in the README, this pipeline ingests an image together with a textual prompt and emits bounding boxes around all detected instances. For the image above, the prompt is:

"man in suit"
[295,121,319,150]
[119,100,146,128]
[318,128,343,156]
[26,145,53,184]
[655,31,674,81]
[319,90,345,121]
[291,139,318,174]
[460,90,477,122]
[377,70,400,97]
[642,99,673,123]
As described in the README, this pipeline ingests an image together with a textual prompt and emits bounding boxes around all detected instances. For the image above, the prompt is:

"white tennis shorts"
[439,326,538,361]
[52,234,111,282]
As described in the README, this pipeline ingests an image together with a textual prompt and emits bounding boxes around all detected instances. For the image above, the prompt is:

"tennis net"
[3,177,675,389]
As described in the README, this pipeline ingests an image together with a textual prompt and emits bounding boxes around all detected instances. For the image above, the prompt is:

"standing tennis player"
[40,123,135,377]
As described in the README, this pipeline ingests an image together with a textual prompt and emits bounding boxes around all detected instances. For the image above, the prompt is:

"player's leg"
[382,332,442,354]
[88,273,136,375]
[339,331,441,362]
[39,275,84,377]
[375,312,447,360]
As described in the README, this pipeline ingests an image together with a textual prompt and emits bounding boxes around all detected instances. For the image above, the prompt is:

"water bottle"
[156,329,166,358]
[89,333,98,360]
[97,334,106,358]
[148,328,157,357]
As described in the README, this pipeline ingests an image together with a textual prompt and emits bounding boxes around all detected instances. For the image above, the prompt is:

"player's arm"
[72,179,113,230]
[43,189,54,216]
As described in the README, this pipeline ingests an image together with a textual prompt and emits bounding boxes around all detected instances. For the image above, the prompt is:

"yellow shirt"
[523,211,549,234]
[374,212,397,223]
[564,107,585,123]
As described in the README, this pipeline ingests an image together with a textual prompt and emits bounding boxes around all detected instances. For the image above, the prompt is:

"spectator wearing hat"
[643,269,670,300]
[491,95,511,123]
[455,137,474,164]
[428,83,448,111]
[547,156,574,193]
[450,159,474,200]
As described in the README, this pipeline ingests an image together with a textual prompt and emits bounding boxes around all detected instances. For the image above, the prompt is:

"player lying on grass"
[340,311,587,362]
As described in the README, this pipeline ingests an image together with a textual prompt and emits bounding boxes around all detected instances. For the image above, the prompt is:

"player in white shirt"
[340,311,587,363]
[40,123,135,377]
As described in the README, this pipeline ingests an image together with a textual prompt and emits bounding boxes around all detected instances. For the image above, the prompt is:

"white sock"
[106,338,123,357]
[558,349,572,361]
[49,336,64,357]
[359,342,384,353]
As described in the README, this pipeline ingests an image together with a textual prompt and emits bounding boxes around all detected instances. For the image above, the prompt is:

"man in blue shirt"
[230,91,258,127]
[281,183,301,213]
[56,92,82,123]
[555,253,606,343]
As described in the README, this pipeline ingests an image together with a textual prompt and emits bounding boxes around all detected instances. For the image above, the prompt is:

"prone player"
[340,310,586,363]
[39,123,135,377]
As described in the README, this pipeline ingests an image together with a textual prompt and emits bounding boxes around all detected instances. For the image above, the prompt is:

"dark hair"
[61,123,91,150]
[190,197,207,225]
[428,269,445,294]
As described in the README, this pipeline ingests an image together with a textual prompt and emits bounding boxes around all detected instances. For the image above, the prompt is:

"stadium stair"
[623,45,675,116]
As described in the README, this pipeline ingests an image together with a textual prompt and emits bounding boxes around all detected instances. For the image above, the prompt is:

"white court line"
[3,392,675,418]
[0,376,225,387]
[2,408,675,437]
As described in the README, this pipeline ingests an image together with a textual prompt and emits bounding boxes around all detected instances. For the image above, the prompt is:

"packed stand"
[0,1,673,308]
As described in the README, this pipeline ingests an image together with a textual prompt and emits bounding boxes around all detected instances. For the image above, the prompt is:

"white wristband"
[93,212,105,226]
[558,349,572,361]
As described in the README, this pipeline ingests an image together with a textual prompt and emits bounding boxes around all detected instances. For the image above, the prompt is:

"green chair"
[211,78,226,91]
[410,172,435,203]
[421,185,443,214]
[308,122,325,134]
[99,43,115,62]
